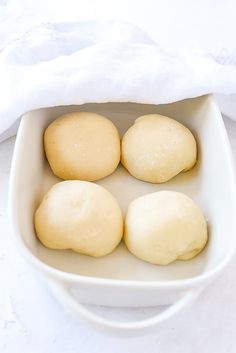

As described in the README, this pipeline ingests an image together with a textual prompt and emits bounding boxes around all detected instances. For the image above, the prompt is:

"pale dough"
[44,112,120,181]
[121,114,197,183]
[125,191,208,265]
[34,181,123,257]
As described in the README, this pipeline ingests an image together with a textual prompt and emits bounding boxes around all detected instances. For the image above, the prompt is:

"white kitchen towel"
[1,18,236,140]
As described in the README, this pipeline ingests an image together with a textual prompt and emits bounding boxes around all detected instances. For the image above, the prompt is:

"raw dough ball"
[34,181,123,257]
[121,114,197,183]
[125,191,208,265]
[44,112,120,181]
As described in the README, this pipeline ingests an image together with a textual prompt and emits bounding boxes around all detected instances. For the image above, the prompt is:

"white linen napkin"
[1,19,236,140]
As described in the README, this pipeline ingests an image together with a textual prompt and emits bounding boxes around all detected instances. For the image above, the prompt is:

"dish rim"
[8,94,236,290]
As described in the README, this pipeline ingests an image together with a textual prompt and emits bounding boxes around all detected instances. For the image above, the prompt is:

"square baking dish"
[9,95,236,333]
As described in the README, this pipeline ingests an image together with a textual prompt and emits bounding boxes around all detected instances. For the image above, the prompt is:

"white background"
[1,1,236,352]
[3,0,236,54]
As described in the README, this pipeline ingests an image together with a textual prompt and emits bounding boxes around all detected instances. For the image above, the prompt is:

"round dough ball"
[121,114,197,183]
[125,191,208,265]
[44,112,120,181]
[34,181,123,257]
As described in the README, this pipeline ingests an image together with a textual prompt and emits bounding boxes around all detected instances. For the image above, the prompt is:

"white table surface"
[0,113,236,353]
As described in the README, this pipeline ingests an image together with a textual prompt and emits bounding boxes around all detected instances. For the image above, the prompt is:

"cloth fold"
[1,19,236,140]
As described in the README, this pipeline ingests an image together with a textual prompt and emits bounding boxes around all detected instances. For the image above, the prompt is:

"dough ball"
[44,112,120,181]
[125,191,208,265]
[34,181,123,257]
[121,114,197,183]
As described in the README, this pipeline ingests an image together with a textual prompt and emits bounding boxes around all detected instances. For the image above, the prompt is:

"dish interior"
[13,96,236,282]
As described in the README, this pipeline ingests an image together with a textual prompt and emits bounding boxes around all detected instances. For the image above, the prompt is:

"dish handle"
[47,279,201,335]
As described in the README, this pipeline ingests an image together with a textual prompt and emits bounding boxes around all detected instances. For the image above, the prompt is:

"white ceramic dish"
[9,95,236,334]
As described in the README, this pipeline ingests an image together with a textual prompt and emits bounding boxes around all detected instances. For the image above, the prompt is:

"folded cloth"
[1,19,236,140]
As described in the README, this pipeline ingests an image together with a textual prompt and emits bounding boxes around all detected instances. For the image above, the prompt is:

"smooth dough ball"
[34,181,123,257]
[44,112,120,181]
[125,191,208,265]
[121,114,197,183]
